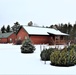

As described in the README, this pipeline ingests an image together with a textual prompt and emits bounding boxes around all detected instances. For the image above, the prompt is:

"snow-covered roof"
[23,25,68,36]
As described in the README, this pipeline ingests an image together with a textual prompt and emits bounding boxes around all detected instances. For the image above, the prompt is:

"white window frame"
[10,38,12,42]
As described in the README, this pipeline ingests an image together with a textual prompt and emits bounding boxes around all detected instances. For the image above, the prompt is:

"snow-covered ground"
[0,44,76,74]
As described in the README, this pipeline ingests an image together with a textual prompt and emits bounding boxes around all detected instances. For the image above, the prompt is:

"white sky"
[0,0,76,27]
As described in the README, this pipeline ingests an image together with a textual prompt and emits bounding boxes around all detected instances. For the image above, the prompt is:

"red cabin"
[0,32,16,43]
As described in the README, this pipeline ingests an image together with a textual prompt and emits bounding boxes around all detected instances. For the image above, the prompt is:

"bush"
[40,48,55,61]
[21,38,35,53]
[68,45,76,52]
[50,46,76,66]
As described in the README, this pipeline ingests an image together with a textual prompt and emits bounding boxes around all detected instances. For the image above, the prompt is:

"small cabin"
[0,32,16,43]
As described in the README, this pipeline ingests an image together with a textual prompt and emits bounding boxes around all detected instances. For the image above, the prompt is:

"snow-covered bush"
[50,46,76,66]
[21,38,35,53]
[40,48,55,61]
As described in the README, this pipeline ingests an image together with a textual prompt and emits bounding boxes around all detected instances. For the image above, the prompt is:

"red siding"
[17,28,29,42]
[8,33,16,43]
[0,38,7,43]
[30,35,50,44]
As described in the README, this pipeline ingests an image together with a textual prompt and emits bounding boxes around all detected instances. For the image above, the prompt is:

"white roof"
[23,25,68,36]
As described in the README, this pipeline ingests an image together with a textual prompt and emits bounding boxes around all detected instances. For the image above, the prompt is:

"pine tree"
[12,22,21,34]
[28,21,33,26]
[62,24,68,33]
[67,23,72,34]
[21,37,35,53]
[6,25,11,32]
[71,24,76,40]
[67,23,72,40]
[1,25,6,33]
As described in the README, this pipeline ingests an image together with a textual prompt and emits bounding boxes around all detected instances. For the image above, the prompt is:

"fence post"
[43,45,46,64]
[40,44,42,52]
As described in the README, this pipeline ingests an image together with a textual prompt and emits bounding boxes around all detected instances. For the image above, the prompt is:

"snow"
[23,25,68,35]
[0,44,76,74]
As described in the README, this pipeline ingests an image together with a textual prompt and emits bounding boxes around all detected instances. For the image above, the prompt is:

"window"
[55,36,60,40]
[18,37,21,40]
[60,36,63,40]
[10,38,12,42]
[25,36,27,39]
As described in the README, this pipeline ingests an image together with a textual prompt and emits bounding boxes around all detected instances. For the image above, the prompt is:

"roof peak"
[21,25,55,30]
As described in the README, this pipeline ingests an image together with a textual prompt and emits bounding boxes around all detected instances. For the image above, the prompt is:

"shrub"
[50,46,76,66]
[40,48,55,61]
[68,45,76,52]
[21,38,35,53]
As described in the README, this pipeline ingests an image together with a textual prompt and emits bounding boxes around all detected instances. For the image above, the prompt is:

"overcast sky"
[0,0,76,27]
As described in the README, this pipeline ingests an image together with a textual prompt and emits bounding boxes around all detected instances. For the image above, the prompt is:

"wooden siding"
[7,33,16,43]
[54,35,66,45]
[29,35,49,44]
[17,28,29,42]
[0,38,7,43]
[48,35,66,45]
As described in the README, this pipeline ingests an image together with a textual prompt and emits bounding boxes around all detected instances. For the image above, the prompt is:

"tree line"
[1,25,11,33]
[0,21,33,33]
[48,22,76,42]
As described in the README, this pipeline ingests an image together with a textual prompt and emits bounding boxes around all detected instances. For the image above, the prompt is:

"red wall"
[30,35,50,44]
[0,38,7,43]
[8,33,16,43]
[17,28,29,42]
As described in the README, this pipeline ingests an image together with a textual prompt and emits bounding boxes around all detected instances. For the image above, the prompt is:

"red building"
[16,26,68,45]
[0,26,68,45]
[0,32,16,43]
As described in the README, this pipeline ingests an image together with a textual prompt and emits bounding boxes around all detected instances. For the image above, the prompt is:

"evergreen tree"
[50,45,76,66]
[28,21,33,26]
[67,23,72,40]
[71,24,76,40]
[67,23,72,34]
[6,25,11,32]
[62,24,68,33]
[57,23,61,30]
[58,23,64,32]
[21,37,35,53]
[50,25,54,28]
[1,25,6,33]
[12,22,21,34]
